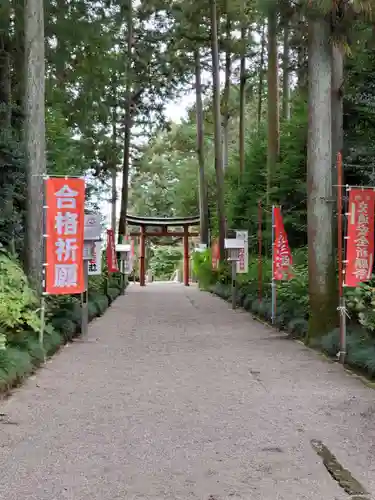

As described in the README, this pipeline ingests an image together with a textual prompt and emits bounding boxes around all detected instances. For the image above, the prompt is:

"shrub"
[91,294,109,316]
[0,252,41,343]
[193,249,218,289]
[0,251,123,394]
[51,317,77,341]
[0,348,34,392]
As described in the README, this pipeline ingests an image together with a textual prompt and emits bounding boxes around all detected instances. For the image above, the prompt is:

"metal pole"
[231,259,237,310]
[140,226,146,286]
[258,200,263,303]
[41,176,47,361]
[337,152,346,364]
[271,205,276,324]
[120,260,125,295]
[40,296,46,362]
[81,260,89,338]
[183,225,190,286]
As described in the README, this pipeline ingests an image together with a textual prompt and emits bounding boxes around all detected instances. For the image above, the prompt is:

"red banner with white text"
[345,188,375,287]
[106,229,119,273]
[212,240,219,270]
[273,206,293,281]
[45,177,85,295]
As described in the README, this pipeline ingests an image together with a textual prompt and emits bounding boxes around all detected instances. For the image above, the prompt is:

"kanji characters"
[53,264,78,287]
[55,238,78,262]
[55,185,79,209]
[345,189,375,287]
[273,207,293,281]
[55,212,78,235]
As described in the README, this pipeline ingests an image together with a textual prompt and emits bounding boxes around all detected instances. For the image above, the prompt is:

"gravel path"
[1,283,375,500]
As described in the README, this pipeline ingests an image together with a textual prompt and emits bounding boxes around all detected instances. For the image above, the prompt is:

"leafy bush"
[107,287,121,303]
[193,249,218,289]
[0,252,41,342]
[202,250,375,379]
[0,348,34,392]
[149,246,182,280]
[0,249,125,394]
[346,283,375,336]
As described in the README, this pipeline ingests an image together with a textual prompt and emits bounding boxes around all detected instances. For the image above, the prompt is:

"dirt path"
[1,283,374,500]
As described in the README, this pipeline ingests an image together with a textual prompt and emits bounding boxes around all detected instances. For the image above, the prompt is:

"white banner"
[235,230,248,274]
[124,253,134,274]
[88,241,102,275]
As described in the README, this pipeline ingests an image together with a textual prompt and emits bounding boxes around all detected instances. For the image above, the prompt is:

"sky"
[164,93,196,124]
[100,93,194,228]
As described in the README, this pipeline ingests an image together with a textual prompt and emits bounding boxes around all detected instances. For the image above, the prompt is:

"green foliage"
[149,246,182,280]
[0,252,40,341]
[0,248,123,393]
[192,249,217,289]
[346,283,375,335]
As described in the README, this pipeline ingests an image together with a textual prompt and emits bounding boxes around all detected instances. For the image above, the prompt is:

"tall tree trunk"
[111,88,117,232]
[194,49,209,246]
[307,18,337,341]
[118,0,133,241]
[209,0,226,260]
[11,0,24,133]
[257,22,265,129]
[239,4,246,176]
[282,21,290,120]
[331,44,343,185]
[221,0,231,171]
[266,8,280,206]
[0,0,11,129]
[24,0,46,293]
[296,15,308,93]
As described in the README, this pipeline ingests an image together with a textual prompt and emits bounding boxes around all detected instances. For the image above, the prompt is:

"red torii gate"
[126,214,200,286]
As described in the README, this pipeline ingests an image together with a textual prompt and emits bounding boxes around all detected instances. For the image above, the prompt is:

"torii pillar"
[140,225,146,286]
[183,225,189,286]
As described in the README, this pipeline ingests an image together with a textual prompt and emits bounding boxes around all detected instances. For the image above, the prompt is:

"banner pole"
[337,152,346,364]
[271,205,276,324]
[231,259,237,310]
[258,200,262,303]
[81,259,89,338]
[40,176,48,362]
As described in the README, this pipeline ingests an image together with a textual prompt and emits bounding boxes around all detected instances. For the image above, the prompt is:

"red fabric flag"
[273,206,293,281]
[106,229,119,273]
[45,177,85,295]
[211,240,220,270]
[345,188,375,287]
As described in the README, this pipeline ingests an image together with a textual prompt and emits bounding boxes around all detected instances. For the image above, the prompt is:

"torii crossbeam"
[126,214,200,286]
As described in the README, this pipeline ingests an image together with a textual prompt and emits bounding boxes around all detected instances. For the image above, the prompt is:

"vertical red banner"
[345,188,375,287]
[212,240,219,270]
[106,229,119,273]
[273,207,293,281]
[45,177,85,295]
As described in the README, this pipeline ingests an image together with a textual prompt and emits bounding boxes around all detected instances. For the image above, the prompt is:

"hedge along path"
[1,283,375,500]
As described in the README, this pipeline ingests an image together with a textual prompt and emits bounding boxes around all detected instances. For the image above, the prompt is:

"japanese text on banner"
[211,240,219,270]
[88,241,102,276]
[235,230,248,274]
[107,229,119,273]
[345,189,375,287]
[273,207,293,281]
[45,178,85,294]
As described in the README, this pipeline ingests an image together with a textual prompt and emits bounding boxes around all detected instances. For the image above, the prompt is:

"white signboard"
[88,241,102,275]
[124,255,133,274]
[83,241,95,261]
[235,230,248,274]
[84,214,102,241]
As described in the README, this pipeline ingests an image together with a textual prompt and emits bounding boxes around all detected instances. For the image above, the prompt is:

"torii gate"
[126,214,200,286]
